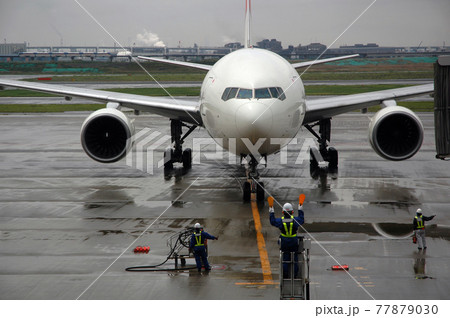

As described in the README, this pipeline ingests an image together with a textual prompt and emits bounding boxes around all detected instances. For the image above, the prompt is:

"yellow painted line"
[235,281,277,286]
[250,193,273,283]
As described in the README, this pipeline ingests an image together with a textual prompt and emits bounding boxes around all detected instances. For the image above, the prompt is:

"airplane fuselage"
[199,48,306,157]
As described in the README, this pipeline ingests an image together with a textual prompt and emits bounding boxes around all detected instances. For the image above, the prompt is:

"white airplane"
[0,0,433,201]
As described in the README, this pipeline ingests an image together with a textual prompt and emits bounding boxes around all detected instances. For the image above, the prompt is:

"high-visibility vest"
[194,232,204,246]
[280,215,296,238]
[415,216,424,229]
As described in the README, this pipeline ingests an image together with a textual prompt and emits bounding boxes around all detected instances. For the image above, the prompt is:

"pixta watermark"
[126,128,318,174]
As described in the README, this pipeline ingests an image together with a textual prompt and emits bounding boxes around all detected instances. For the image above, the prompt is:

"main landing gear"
[242,155,266,202]
[164,119,197,173]
[304,118,338,179]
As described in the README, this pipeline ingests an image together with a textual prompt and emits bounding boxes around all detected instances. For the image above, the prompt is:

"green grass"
[304,84,410,95]
[105,87,201,96]
[0,101,433,113]
[0,104,103,113]
[0,87,201,98]
[33,73,206,82]
[0,90,56,97]
[0,61,208,75]
[301,71,433,81]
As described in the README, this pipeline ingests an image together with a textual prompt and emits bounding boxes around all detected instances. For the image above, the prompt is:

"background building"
[0,42,26,55]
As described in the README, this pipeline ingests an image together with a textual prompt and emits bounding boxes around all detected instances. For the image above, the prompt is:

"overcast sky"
[1,0,449,48]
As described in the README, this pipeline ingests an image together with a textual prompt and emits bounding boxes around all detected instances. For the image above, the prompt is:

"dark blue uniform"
[189,230,217,272]
[270,206,304,277]
[413,213,435,249]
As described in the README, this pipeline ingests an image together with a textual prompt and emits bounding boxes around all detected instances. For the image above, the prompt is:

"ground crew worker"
[189,223,218,272]
[269,200,304,278]
[413,208,435,251]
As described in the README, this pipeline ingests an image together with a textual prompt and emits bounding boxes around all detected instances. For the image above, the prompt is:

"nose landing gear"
[242,155,266,202]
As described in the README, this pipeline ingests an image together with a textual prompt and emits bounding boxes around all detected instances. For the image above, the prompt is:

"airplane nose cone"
[235,102,273,142]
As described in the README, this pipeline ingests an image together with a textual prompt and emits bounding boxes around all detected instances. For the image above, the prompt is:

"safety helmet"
[194,223,201,229]
[282,203,294,214]
[416,208,422,215]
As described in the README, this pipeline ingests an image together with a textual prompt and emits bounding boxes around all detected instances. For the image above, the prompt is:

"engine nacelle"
[80,108,134,163]
[368,106,423,161]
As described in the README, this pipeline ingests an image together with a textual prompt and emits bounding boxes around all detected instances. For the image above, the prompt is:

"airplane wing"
[0,78,203,126]
[291,54,359,69]
[138,56,212,71]
[303,83,434,124]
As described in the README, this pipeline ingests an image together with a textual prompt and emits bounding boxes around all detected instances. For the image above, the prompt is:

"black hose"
[125,258,170,272]
[125,265,197,272]
[125,228,195,272]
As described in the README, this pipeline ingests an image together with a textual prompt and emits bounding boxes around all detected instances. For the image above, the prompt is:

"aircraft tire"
[182,148,192,169]
[309,148,319,179]
[328,147,338,170]
[256,181,265,202]
[164,148,174,170]
[243,181,251,202]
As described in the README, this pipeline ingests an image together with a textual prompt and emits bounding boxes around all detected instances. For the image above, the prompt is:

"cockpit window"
[228,87,239,99]
[255,88,271,99]
[221,87,285,101]
[221,87,231,101]
[221,87,239,101]
[276,87,286,101]
[237,88,253,99]
[269,87,279,98]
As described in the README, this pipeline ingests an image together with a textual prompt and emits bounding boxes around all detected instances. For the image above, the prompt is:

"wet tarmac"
[0,111,449,300]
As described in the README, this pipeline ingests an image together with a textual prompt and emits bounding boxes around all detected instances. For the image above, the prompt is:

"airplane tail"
[244,0,252,48]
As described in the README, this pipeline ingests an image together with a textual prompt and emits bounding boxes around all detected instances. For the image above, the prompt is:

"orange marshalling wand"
[268,196,274,208]
[299,194,306,205]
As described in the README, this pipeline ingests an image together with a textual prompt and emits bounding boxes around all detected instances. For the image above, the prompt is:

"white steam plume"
[135,29,166,47]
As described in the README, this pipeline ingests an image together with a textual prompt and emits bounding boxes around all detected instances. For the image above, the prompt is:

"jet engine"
[80,108,135,163]
[368,106,423,161]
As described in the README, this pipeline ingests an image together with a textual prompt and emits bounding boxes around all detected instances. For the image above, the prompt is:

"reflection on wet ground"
[84,187,135,209]
[413,250,433,279]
